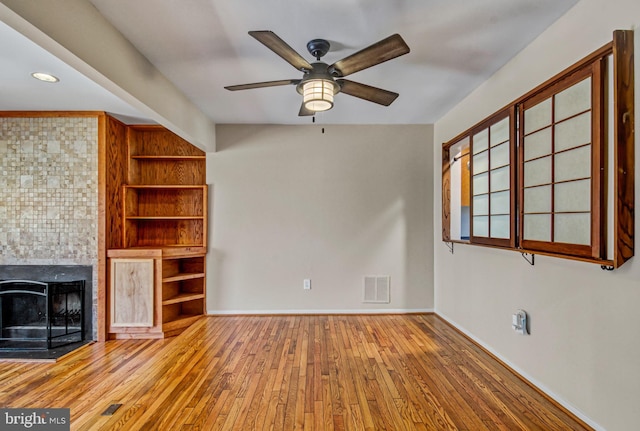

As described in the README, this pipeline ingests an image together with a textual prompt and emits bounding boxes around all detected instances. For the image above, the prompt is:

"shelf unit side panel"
[105,117,129,249]
[202,185,208,248]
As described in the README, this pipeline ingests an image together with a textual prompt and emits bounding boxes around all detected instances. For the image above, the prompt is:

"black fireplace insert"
[0,279,85,350]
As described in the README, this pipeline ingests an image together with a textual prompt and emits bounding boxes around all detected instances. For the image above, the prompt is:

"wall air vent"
[363,276,390,303]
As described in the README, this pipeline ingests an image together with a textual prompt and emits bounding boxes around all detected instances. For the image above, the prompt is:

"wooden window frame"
[441,30,634,268]
[470,108,516,248]
[518,62,605,259]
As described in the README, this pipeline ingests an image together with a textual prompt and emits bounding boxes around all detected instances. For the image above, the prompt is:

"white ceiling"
[2,0,579,126]
[0,19,150,123]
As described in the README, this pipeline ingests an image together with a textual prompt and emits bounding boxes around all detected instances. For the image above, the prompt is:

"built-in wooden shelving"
[107,125,207,339]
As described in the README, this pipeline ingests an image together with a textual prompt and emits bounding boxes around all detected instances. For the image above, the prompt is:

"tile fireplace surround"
[0,116,99,341]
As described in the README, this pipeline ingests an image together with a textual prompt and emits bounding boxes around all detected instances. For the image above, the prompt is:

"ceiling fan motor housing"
[295,62,341,95]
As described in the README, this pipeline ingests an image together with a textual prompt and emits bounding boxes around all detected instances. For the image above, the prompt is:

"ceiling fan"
[224,31,410,116]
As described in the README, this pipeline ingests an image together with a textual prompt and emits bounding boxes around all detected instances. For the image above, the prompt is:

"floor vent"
[363,276,390,303]
[101,404,122,416]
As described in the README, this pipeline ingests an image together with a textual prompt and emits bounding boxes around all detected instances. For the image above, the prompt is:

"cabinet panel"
[110,259,154,327]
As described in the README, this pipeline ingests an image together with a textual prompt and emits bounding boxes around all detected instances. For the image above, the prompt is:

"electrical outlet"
[303,279,311,290]
[512,309,528,335]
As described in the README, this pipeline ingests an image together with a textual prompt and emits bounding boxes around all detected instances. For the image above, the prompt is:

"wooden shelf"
[162,292,205,306]
[126,216,204,220]
[163,272,205,283]
[131,155,206,160]
[125,185,206,189]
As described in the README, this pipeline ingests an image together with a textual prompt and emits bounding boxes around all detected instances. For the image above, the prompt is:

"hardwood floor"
[0,314,591,430]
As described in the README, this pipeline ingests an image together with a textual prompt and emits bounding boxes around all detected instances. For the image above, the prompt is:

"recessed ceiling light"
[31,72,59,83]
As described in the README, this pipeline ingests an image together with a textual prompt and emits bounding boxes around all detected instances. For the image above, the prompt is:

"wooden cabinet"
[108,249,206,338]
[107,125,208,339]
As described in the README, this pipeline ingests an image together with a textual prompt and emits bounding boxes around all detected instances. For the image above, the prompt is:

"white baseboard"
[436,311,602,431]
[207,308,434,315]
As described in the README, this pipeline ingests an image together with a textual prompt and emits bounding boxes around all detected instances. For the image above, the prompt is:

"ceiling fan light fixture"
[303,79,334,112]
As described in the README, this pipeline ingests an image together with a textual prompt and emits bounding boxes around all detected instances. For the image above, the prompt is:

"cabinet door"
[110,259,155,327]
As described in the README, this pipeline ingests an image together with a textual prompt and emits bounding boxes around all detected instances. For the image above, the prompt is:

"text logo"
[0,409,69,431]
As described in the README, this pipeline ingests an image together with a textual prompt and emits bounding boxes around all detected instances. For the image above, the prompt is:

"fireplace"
[0,266,93,351]
[0,279,85,350]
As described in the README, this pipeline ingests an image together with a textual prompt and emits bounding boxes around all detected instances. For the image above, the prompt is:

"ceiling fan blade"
[330,34,410,77]
[298,103,315,117]
[337,79,399,106]
[224,79,300,91]
[249,31,313,71]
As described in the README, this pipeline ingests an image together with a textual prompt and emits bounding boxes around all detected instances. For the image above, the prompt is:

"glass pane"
[524,185,552,213]
[555,112,591,152]
[524,156,552,187]
[555,77,591,122]
[524,127,552,161]
[555,213,591,245]
[473,151,489,174]
[490,117,509,146]
[473,129,488,154]
[490,166,510,192]
[473,216,489,237]
[523,214,551,241]
[473,172,488,195]
[473,194,489,216]
[490,142,509,169]
[490,215,510,239]
[555,145,591,182]
[490,191,510,215]
[524,98,552,134]
[555,179,591,213]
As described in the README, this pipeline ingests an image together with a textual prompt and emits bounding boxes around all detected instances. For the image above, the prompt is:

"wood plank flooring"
[0,314,591,430]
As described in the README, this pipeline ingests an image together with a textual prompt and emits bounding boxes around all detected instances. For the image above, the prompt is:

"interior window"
[471,111,514,247]
[519,64,604,259]
[441,30,634,267]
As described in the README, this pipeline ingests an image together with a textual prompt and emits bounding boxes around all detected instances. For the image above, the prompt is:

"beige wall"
[207,124,433,313]
[433,0,640,429]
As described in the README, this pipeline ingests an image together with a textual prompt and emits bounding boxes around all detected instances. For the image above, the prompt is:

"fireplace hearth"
[0,279,85,350]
